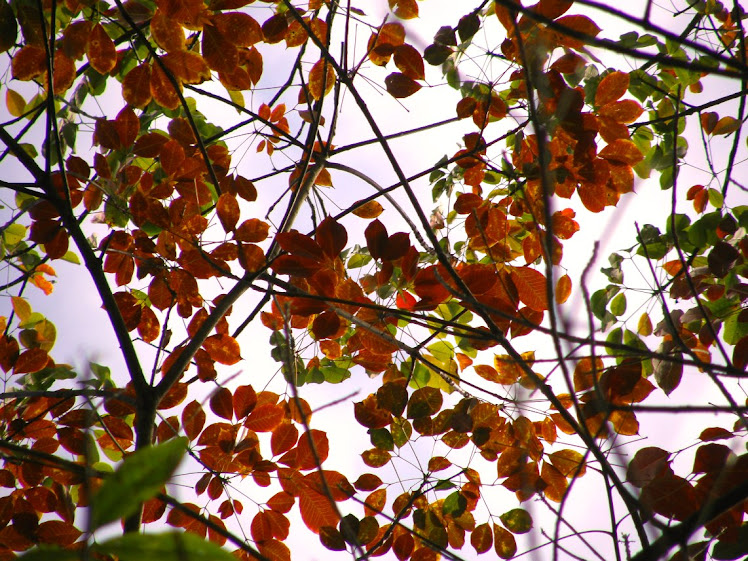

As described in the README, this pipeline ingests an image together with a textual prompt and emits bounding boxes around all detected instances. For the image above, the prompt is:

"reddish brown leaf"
[36,520,81,546]
[87,23,117,74]
[14,348,49,374]
[151,10,185,52]
[385,72,421,98]
[11,45,47,81]
[182,400,206,441]
[553,15,601,49]
[233,385,257,419]
[393,44,425,80]
[315,216,348,258]
[150,61,180,110]
[210,387,234,421]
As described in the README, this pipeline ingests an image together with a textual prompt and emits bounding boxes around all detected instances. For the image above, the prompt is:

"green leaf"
[442,491,467,517]
[3,223,27,246]
[89,437,188,530]
[19,547,79,561]
[610,293,627,317]
[499,508,533,534]
[94,531,238,561]
[369,428,394,451]
[60,250,81,264]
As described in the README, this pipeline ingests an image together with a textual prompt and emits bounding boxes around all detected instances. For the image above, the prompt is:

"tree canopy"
[0,0,746,560]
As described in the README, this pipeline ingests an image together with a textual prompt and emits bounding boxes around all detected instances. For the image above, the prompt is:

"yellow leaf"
[637,312,652,336]
[5,88,25,117]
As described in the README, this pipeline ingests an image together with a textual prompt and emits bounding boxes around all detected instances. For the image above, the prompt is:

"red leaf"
[271,423,299,456]
[36,520,81,546]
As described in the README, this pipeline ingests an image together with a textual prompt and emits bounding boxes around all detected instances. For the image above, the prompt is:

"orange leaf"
[216,193,240,232]
[295,429,329,471]
[474,364,499,383]
[271,423,299,456]
[352,200,384,219]
[162,51,211,84]
[87,23,117,74]
[553,15,601,50]
[599,99,643,123]
[244,403,284,432]
[298,474,341,533]
[213,12,263,47]
[595,71,629,106]
[385,72,421,98]
[555,274,571,304]
[235,218,269,242]
[390,0,418,19]
[511,267,548,312]
[203,334,241,365]
[598,139,644,166]
[308,58,335,100]
[711,116,741,136]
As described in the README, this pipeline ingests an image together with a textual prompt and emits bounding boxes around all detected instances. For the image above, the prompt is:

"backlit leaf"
[493,524,517,559]
[90,437,187,530]
[6,89,25,117]
[309,58,335,100]
[595,71,629,106]
[511,267,548,311]
[711,116,741,136]
[393,44,425,80]
[499,508,533,534]
[94,531,236,561]
[87,24,117,74]
[555,274,571,304]
[385,72,422,98]
[203,334,241,365]
[471,522,493,553]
